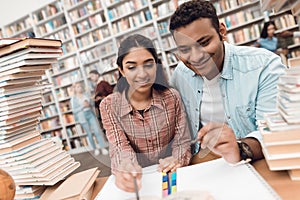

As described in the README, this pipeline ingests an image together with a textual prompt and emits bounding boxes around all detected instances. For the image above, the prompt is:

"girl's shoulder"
[159,87,182,100]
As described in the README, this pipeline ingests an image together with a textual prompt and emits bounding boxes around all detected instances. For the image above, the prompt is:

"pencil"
[133,176,140,200]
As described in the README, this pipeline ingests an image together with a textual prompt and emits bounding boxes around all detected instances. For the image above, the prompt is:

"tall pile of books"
[259,56,300,181]
[0,38,80,199]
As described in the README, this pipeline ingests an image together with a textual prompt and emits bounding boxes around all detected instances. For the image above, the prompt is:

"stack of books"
[0,38,80,199]
[260,56,300,181]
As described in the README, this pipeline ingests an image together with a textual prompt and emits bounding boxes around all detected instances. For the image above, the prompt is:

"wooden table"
[91,152,300,200]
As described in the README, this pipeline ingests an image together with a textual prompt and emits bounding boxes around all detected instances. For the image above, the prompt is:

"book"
[0,84,45,97]
[0,117,38,133]
[0,52,61,68]
[0,90,41,104]
[0,38,21,47]
[258,120,300,144]
[278,105,300,124]
[0,38,62,57]
[10,156,74,180]
[176,158,280,200]
[95,158,280,200]
[0,138,53,163]
[1,144,62,172]
[0,111,41,126]
[0,93,41,107]
[0,131,41,155]
[0,64,52,77]
[277,83,300,93]
[287,56,300,67]
[264,112,300,132]
[14,185,45,199]
[288,169,300,181]
[0,98,41,114]
[0,104,42,121]
[0,77,39,88]
[15,161,80,186]
[0,142,60,169]
[0,122,38,140]
[279,74,300,85]
[95,165,162,200]
[263,149,300,171]
[0,46,62,63]
[0,58,58,73]
[0,126,37,144]
[41,167,100,200]
[263,141,300,155]
[9,153,72,177]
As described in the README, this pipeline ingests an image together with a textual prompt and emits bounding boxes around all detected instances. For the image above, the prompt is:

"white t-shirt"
[294,31,300,38]
[200,74,227,126]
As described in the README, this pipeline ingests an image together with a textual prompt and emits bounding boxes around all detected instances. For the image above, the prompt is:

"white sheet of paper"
[95,164,162,200]
[177,158,281,200]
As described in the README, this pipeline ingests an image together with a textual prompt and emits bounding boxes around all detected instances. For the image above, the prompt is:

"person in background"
[169,0,286,165]
[89,70,114,128]
[254,21,278,53]
[100,34,191,192]
[71,82,108,156]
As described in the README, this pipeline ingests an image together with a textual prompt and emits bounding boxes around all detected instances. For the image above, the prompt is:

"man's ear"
[219,22,227,41]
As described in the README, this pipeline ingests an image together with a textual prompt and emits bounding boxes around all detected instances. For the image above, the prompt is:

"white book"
[279,74,300,85]
[0,58,58,73]
[0,52,61,68]
[0,47,62,63]
[14,161,80,186]
[95,158,280,200]
[176,158,280,200]
[95,165,162,200]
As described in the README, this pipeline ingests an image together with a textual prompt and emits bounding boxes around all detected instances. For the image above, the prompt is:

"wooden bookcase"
[1,0,299,154]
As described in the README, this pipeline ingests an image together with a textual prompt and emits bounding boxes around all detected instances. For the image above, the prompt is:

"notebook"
[95,158,281,200]
[95,165,162,200]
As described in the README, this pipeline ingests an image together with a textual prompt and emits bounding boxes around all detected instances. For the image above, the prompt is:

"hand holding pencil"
[115,159,142,193]
[197,122,240,164]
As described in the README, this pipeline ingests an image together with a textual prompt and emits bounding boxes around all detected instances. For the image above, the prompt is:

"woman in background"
[100,34,191,192]
[71,82,108,156]
[254,21,278,53]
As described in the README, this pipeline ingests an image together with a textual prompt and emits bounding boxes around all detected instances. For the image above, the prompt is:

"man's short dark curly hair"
[169,0,221,40]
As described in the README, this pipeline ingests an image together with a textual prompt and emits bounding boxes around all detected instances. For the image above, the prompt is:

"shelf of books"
[1,0,299,154]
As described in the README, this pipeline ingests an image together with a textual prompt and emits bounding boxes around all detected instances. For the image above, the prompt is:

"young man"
[89,70,113,126]
[169,0,286,164]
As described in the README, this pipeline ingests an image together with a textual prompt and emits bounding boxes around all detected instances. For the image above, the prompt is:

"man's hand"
[277,30,293,38]
[115,160,142,192]
[158,156,183,173]
[197,122,240,164]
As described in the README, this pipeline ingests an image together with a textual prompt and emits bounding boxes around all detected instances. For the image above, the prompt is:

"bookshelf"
[1,0,299,154]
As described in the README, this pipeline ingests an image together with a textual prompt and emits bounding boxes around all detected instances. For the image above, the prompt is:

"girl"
[100,34,191,192]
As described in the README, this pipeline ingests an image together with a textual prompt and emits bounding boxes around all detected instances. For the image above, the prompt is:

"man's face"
[173,18,226,80]
[90,73,99,83]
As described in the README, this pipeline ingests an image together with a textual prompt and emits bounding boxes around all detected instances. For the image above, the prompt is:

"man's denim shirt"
[171,42,286,154]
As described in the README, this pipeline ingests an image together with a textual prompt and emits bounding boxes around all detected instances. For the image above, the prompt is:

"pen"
[133,176,140,200]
